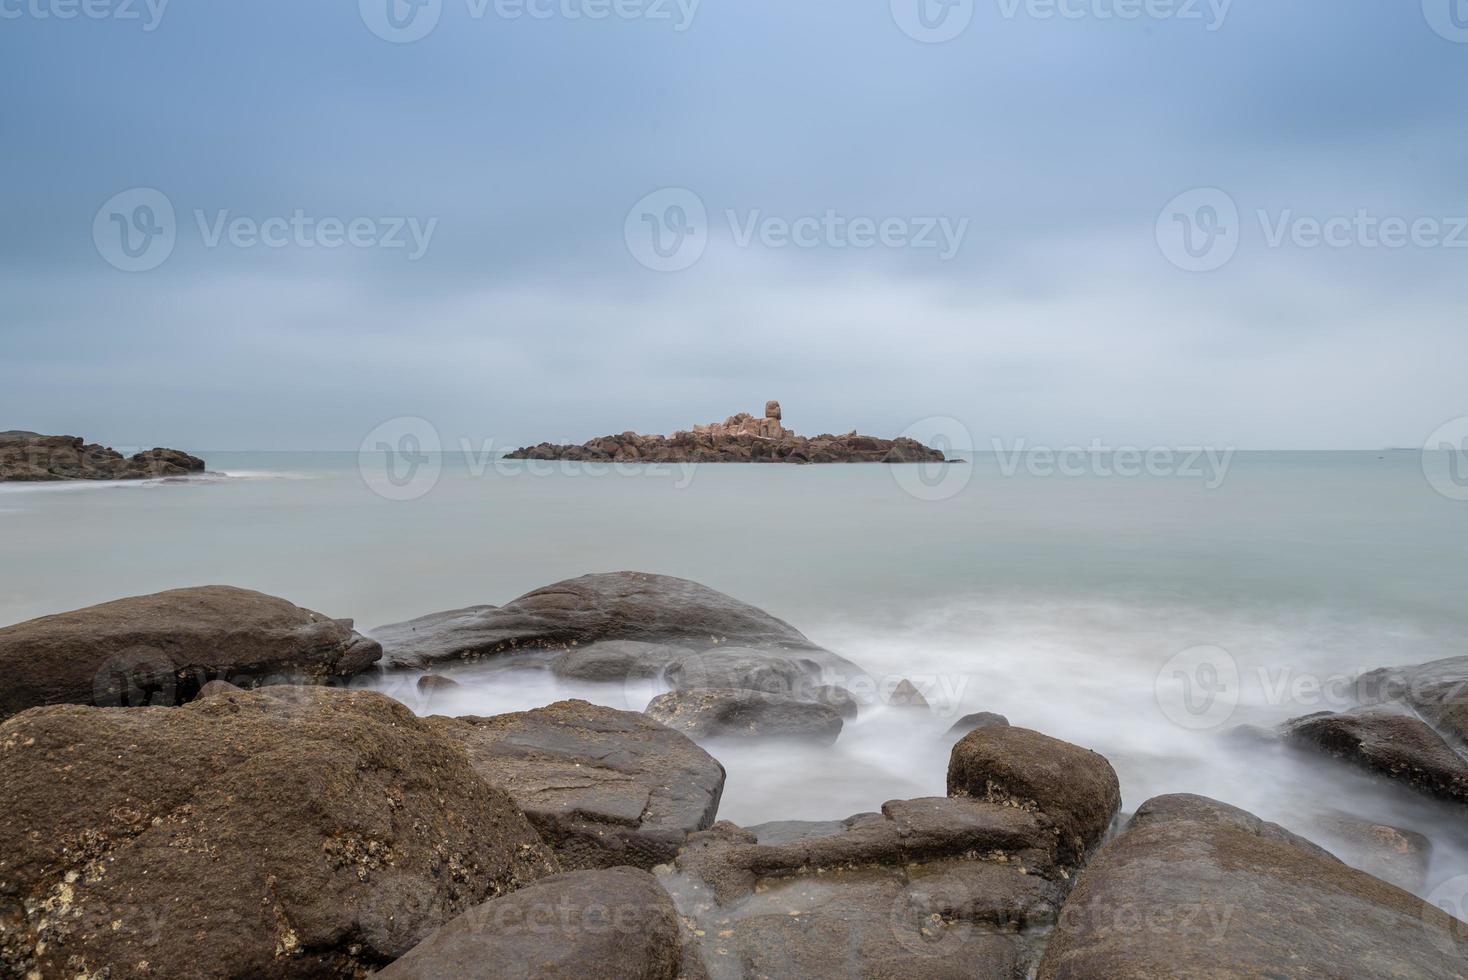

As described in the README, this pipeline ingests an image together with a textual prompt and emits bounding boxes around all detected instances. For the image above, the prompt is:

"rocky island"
[0,430,204,482]
[506,401,949,464]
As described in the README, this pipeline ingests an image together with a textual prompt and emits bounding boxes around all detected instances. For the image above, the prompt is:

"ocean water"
[3,451,1467,897]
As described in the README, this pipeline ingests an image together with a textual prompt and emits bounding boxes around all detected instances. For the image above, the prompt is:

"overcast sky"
[2,0,1465,450]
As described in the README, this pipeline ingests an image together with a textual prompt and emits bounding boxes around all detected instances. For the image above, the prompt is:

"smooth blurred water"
[3,451,1466,896]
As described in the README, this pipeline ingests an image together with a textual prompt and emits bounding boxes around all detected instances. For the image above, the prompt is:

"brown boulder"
[1037,794,1468,979]
[377,868,683,980]
[426,700,725,870]
[369,572,842,670]
[663,796,1075,978]
[0,687,556,979]
[0,586,382,719]
[947,726,1121,867]
[1358,656,1468,746]
[645,688,844,743]
[1280,705,1468,804]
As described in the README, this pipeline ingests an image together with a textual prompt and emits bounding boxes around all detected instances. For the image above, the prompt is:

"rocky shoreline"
[2,571,1466,977]
[0,431,204,482]
[506,401,949,464]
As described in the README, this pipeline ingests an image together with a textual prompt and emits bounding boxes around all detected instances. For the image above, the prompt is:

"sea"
[3,449,1466,898]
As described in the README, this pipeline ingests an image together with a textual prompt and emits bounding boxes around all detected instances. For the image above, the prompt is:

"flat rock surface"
[377,868,683,980]
[0,431,204,482]
[1280,705,1468,804]
[506,428,946,465]
[0,585,382,719]
[662,797,1073,979]
[426,699,725,870]
[1036,793,1468,979]
[549,639,696,680]
[369,572,851,671]
[947,726,1121,867]
[645,688,845,743]
[0,687,556,979]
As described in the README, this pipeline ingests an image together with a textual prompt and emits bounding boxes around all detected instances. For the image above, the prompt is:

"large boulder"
[1280,705,1468,804]
[645,689,844,744]
[1037,794,1468,978]
[662,796,1076,978]
[0,431,205,482]
[426,700,725,870]
[947,726,1121,866]
[378,869,683,980]
[0,687,556,979]
[1358,656,1468,746]
[0,586,382,719]
[369,572,860,676]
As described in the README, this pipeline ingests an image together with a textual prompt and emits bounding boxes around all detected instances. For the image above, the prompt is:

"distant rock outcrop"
[0,430,204,481]
[505,402,948,464]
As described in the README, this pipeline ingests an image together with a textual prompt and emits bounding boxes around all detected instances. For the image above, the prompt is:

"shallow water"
[3,450,1466,897]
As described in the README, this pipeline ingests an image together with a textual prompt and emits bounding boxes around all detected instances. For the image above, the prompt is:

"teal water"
[3,451,1466,895]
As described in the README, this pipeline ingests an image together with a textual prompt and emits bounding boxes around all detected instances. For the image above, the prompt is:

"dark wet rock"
[1359,656,1468,747]
[1222,721,1281,745]
[370,572,857,672]
[0,585,383,720]
[549,639,695,681]
[0,687,556,979]
[426,700,724,870]
[662,797,1075,978]
[948,726,1121,867]
[645,689,844,744]
[888,678,930,709]
[505,403,946,465]
[377,868,683,980]
[1307,811,1433,893]
[0,431,205,482]
[1036,793,1468,979]
[416,674,460,693]
[946,711,1009,736]
[1280,705,1468,804]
